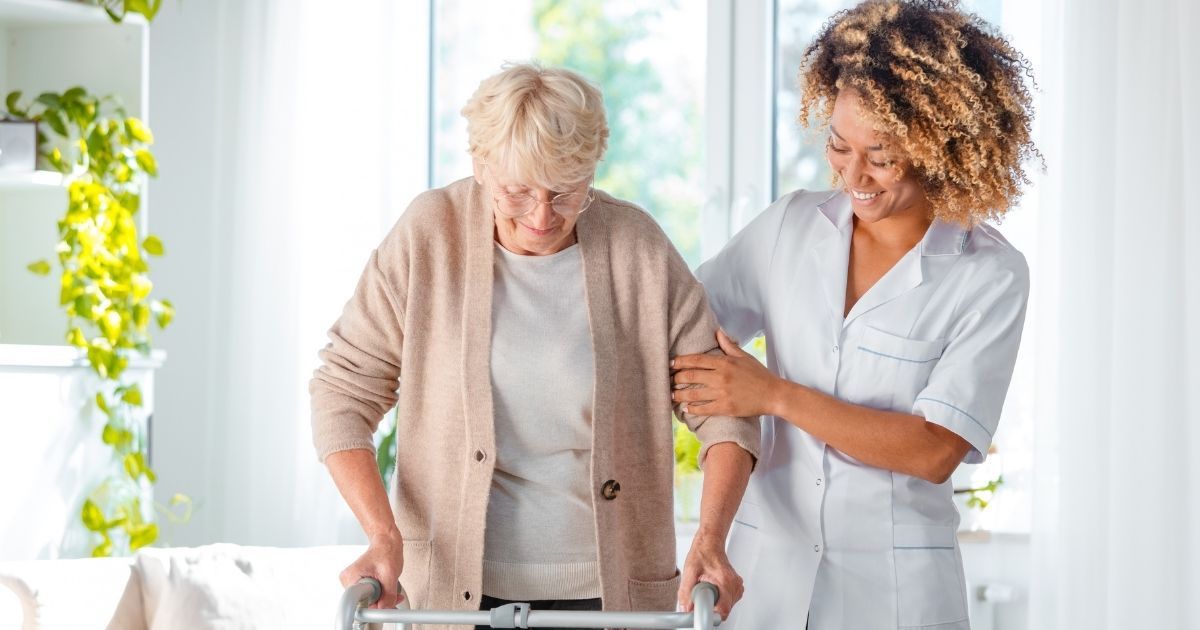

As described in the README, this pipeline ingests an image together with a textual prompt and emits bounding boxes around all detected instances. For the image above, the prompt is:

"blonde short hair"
[462,62,608,189]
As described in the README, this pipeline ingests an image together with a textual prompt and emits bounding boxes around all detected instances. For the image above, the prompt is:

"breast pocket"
[853,326,947,412]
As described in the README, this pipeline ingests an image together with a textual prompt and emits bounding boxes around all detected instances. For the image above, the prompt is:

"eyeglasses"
[483,164,596,218]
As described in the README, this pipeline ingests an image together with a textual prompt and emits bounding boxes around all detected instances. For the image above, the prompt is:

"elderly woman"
[310,63,758,628]
[671,1,1039,628]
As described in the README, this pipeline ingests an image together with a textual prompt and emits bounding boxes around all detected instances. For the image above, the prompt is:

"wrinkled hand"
[672,329,780,418]
[678,532,744,619]
[339,531,405,609]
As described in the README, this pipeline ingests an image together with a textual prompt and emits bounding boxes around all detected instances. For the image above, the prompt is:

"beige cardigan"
[310,177,759,620]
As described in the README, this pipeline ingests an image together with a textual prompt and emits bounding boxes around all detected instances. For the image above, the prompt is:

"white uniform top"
[697,190,1029,630]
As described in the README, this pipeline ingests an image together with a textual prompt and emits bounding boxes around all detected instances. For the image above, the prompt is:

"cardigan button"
[601,479,621,500]
[474,450,486,462]
[463,590,472,601]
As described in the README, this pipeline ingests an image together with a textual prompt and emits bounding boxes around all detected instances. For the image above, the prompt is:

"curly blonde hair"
[799,0,1040,225]
[462,62,608,190]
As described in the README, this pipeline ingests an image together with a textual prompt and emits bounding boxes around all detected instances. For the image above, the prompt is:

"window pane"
[433,0,707,265]
[773,0,856,198]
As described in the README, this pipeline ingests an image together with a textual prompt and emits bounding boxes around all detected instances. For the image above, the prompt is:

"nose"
[525,198,557,228]
[839,155,872,189]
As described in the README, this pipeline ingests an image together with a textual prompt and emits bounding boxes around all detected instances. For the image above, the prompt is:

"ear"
[472,158,484,185]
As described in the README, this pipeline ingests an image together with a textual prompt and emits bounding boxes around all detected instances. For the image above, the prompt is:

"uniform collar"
[816,191,970,256]
[920,219,970,256]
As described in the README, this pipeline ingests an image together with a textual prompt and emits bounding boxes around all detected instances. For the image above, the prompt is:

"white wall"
[145,0,227,548]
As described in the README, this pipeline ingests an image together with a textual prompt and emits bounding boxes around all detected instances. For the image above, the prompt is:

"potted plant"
[4,86,185,556]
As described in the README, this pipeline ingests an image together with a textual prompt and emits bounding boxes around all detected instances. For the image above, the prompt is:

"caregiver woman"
[671,1,1039,628]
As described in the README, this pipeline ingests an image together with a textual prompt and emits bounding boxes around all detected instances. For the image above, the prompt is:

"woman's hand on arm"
[678,442,754,619]
[671,330,783,418]
[325,448,406,608]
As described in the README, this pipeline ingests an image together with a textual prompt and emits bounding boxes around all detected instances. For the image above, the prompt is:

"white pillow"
[0,557,141,630]
[135,544,364,630]
[0,573,36,630]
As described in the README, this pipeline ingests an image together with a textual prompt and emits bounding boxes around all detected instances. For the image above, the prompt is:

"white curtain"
[208,0,430,547]
[1029,0,1200,628]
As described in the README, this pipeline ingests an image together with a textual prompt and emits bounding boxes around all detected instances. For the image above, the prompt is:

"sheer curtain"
[208,0,430,546]
[1029,0,1200,627]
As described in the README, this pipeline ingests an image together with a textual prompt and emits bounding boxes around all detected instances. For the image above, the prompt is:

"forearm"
[694,442,754,545]
[768,380,967,483]
[325,448,402,542]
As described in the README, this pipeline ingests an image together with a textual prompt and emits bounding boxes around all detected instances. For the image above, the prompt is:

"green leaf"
[35,92,61,109]
[92,536,114,558]
[154,299,175,329]
[44,110,68,136]
[142,235,164,256]
[81,499,106,531]
[125,117,154,144]
[134,149,158,176]
[96,392,110,414]
[123,453,141,479]
[109,354,129,381]
[5,90,21,114]
[62,86,86,101]
[27,260,51,275]
[100,310,122,345]
[101,424,120,445]
[102,2,124,22]
[121,386,143,407]
[68,327,88,348]
[86,127,107,157]
[128,523,158,550]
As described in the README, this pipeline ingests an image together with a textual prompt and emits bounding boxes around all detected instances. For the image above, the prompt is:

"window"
[431,0,710,266]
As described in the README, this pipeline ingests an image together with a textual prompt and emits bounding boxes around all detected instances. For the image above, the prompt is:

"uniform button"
[815,478,823,486]
[474,450,486,462]
[463,590,472,601]
[601,479,621,500]
[813,544,821,553]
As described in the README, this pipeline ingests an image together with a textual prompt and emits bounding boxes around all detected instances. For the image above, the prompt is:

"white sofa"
[0,544,366,630]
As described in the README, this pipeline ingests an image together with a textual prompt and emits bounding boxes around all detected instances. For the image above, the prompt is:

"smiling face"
[826,89,933,225]
[474,160,589,256]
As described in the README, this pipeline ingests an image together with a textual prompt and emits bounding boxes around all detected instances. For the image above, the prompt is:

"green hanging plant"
[4,86,182,557]
[88,0,163,23]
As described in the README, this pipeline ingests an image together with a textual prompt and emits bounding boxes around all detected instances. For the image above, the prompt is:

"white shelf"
[0,170,63,190]
[0,0,144,27]
[0,343,165,369]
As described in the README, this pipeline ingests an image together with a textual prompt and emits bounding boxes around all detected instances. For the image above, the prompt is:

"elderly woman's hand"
[338,530,406,609]
[671,330,782,418]
[678,531,744,618]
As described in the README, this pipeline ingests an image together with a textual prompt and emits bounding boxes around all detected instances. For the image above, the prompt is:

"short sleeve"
[912,253,1030,463]
[695,192,793,343]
